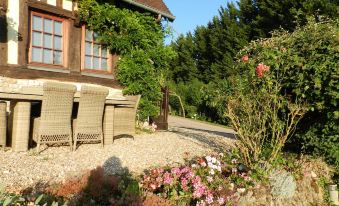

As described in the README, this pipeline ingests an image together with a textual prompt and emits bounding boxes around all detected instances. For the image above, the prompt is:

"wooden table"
[0,89,138,151]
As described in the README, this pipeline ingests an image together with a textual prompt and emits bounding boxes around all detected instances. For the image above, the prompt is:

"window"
[30,12,66,67]
[82,27,111,73]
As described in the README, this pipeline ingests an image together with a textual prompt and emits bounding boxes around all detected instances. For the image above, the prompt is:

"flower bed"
[0,151,333,206]
[141,151,264,205]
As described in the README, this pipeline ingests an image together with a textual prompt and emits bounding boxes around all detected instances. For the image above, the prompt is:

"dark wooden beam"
[18,0,29,66]
[27,0,75,19]
[0,65,122,88]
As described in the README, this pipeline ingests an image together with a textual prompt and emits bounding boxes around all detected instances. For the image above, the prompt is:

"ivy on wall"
[78,0,176,120]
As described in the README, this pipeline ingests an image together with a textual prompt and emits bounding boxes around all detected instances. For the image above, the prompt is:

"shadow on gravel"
[9,156,145,206]
[170,127,236,152]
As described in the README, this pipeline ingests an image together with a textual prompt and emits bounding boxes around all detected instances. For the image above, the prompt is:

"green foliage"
[237,18,339,173]
[78,0,176,119]
[168,0,337,124]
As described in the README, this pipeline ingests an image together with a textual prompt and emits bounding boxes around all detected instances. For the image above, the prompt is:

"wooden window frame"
[28,11,69,69]
[81,25,113,74]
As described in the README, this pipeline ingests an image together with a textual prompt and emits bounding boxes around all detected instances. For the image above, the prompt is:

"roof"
[121,0,175,21]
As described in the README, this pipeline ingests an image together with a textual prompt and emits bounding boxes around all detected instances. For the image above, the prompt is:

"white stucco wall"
[63,0,73,11]
[7,0,19,65]
[47,0,57,6]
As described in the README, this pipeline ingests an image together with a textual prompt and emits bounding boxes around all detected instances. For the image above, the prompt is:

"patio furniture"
[103,105,115,145]
[0,101,6,150]
[32,82,76,152]
[11,101,31,152]
[113,95,141,139]
[73,86,108,150]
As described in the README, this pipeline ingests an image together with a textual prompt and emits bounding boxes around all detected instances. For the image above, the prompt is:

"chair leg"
[37,138,40,153]
[73,135,77,151]
[69,138,73,152]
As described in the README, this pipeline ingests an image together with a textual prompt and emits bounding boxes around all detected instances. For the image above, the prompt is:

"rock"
[270,169,296,199]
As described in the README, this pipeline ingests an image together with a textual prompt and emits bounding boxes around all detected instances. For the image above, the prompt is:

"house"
[0,0,174,87]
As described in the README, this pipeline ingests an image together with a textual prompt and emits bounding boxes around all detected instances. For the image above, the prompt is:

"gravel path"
[0,118,236,192]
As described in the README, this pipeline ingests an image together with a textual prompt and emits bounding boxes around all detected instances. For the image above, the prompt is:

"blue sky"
[164,0,235,41]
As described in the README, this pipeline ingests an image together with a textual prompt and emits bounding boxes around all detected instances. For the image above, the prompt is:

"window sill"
[81,72,114,80]
[27,65,70,74]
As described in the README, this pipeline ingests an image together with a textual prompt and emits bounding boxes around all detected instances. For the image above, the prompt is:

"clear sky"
[164,0,235,41]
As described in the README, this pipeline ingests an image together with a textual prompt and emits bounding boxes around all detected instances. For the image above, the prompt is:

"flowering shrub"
[235,19,339,180]
[141,152,263,205]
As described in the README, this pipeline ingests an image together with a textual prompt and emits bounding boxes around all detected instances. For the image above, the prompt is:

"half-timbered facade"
[0,0,174,87]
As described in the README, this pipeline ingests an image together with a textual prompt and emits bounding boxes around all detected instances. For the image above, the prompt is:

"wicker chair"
[0,101,7,151]
[113,95,141,139]
[33,82,76,152]
[73,86,108,150]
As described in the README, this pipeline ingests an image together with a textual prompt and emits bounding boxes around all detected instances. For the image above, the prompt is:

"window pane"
[54,51,62,64]
[101,58,108,70]
[54,21,62,35]
[93,32,99,41]
[33,16,42,31]
[44,19,53,33]
[43,49,53,64]
[44,34,52,49]
[54,36,62,50]
[32,47,42,62]
[32,32,42,46]
[93,44,100,56]
[85,42,92,55]
[93,57,100,69]
[85,56,92,69]
[101,48,108,58]
[85,29,93,41]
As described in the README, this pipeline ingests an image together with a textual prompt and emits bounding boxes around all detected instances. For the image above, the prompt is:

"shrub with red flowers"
[141,151,263,205]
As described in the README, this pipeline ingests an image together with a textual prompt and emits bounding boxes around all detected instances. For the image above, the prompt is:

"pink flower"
[163,172,173,185]
[186,171,195,180]
[150,184,157,190]
[156,176,163,183]
[193,185,206,198]
[256,63,270,78]
[241,55,249,62]
[205,192,214,204]
[171,167,181,176]
[217,197,225,205]
[196,200,206,206]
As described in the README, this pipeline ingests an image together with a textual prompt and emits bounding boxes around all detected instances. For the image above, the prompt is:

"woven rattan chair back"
[0,101,7,150]
[34,82,76,152]
[113,95,141,139]
[73,85,108,150]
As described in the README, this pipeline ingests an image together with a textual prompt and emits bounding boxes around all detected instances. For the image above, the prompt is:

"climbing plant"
[78,0,176,120]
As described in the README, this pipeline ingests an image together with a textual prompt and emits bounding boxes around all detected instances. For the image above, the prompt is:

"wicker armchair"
[113,95,141,139]
[33,82,76,152]
[0,101,7,150]
[73,86,108,150]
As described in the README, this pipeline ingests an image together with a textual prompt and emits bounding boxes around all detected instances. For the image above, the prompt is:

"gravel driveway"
[0,117,235,192]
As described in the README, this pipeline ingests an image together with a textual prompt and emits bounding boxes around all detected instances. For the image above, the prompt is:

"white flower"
[231,158,237,164]
[216,166,222,172]
[211,157,217,164]
[208,162,214,168]
[191,164,197,168]
[206,156,212,162]
[209,169,215,175]
[237,188,246,193]
[207,176,213,182]
[219,153,224,157]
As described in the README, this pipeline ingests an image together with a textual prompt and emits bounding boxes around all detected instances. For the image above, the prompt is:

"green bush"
[236,18,339,173]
